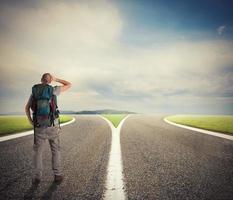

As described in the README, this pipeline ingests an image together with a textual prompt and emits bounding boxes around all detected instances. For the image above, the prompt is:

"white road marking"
[99,115,130,200]
[0,117,76,142]
[164,118,233,141]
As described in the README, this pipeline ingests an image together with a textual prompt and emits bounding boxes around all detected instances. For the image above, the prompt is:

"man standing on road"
[25,73,71,184]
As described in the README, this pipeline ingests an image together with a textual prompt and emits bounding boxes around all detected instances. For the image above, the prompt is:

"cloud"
[217,25,233,36]
[0,0,232,114]
[217,25,226,35]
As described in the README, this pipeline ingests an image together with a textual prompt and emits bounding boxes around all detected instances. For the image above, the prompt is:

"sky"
[0,0,233,114]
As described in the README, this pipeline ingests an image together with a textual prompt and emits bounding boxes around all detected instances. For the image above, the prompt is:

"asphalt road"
[0,115,111,200]
[121,114,233,200]
[0,114,233,200]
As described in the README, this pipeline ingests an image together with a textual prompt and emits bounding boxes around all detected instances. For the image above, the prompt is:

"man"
[25,73,71,184]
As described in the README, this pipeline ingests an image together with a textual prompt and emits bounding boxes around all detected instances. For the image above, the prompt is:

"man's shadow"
[23,182,39,200]
[24,182,59,200]
[41,182,59,200]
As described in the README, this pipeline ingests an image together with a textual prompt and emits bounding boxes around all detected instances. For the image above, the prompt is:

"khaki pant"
[33,125,62,179]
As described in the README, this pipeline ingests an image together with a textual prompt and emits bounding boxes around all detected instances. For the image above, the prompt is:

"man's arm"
[25,97,33,126]
[51,75,71,92]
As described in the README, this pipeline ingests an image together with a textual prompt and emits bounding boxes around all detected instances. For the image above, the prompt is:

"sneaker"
[32,177,41,185]
[54,175,63,184]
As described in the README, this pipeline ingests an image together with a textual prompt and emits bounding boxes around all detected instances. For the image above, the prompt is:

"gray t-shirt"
[53,85,61,96]
[28,85,61,126]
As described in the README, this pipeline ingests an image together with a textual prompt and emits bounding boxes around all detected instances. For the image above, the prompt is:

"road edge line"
[164,118,233,141]
[0,117,76,142]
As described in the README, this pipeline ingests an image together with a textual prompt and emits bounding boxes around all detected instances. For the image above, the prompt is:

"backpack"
[31,83,60,127]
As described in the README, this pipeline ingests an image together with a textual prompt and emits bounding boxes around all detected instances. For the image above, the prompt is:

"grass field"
[102,114,127,128]
[165,115,233,134]
[0,115,73,136]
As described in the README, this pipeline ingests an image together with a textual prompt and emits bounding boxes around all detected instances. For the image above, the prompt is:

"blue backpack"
[31,84,59,127]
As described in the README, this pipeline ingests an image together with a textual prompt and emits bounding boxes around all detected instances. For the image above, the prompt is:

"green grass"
[60,115,73,123]
[102,114,127,128]
[165,115,233,134]
[0,115,73,136]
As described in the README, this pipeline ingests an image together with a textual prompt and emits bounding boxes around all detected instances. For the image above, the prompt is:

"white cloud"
[217,25,226,35]
[0,0,233,114]
[217,25,233,36]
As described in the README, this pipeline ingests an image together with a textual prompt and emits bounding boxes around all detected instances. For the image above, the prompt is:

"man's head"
[41,73,52,84]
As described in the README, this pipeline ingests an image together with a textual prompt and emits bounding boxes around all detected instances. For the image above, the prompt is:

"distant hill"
[0,111,24,115]
[60,110,77,114]
[61,109,136,115]
[0,109,136,115]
